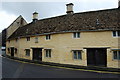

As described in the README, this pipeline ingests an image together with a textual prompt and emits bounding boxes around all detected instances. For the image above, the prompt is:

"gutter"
[7,29,120,41]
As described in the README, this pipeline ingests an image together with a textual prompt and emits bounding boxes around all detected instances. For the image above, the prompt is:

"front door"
[32,48,42,61]
[11,47,14,57]
[87,48,107,67]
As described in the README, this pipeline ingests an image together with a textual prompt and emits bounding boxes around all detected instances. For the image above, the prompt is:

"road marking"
[4,56,120,75]
[13,64,24,78]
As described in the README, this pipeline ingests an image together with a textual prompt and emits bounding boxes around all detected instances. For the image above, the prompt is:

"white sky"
[0,0,118,32]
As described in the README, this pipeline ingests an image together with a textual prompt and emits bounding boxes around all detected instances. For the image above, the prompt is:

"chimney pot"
[66,3,74,14]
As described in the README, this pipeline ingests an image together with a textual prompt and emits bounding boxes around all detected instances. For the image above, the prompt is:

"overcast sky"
[0,0,118,32]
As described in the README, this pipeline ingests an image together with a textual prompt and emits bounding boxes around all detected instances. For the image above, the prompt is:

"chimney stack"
[32,12,38,22]
[66,3,74,14]
[118,0,120,8]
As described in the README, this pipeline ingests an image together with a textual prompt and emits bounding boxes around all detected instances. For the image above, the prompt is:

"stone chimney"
[32,12,38,22]
[66,3,74,14]
[118,0,120,8]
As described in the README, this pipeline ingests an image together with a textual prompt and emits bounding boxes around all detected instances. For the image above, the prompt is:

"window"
[26,37,30,41]
[73,32,80,38]
[113,51,120,60]
[45,49,51,58]
[112,31,120,37]
[113,31,116,37]
[8,48,10,54]
[16,38,18,42]
[46,35,51,40]
[25,49,30,56]
[8,40,10,43]
[118,31,120,36]
[14,48,17,54]
[73,50,82,60]
[35,37,38,43]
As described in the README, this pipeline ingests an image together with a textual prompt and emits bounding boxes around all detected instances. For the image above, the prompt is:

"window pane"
[49,35,51,39]
[49,52,51,57]
[26,49,30,56]
[73,33,76,38]
[27,37,30,41]
[113,31,116,37]
[113,51,117,59]
[46,35,51,40]
[46,50,48,57]
[74,51,77,59]
[119,51,120,60]
[78,51,81,59]
[118,31,120,37]
[77,32,80,38]
[46,35,48,40]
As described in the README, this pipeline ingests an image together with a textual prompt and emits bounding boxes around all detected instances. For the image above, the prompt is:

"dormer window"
[112,31,120,37]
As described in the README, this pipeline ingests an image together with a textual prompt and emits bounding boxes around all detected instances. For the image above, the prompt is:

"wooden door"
[33,48,42,61]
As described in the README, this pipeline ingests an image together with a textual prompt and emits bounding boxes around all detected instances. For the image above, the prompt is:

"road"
[0,50,120,78]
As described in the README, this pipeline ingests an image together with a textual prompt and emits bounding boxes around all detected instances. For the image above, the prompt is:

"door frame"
[85,48,107,67]
[10,47,14,57]
[32,48,43,61]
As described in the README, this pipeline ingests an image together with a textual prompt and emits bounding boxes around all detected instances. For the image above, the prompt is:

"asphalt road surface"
[1,51,120,78]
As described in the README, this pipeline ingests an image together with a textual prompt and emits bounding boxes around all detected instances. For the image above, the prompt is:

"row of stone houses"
[5,2,120,68]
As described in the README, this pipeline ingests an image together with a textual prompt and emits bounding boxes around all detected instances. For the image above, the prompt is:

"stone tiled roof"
[8,8,120,40]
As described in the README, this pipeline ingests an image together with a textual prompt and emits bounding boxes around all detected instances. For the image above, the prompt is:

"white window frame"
[45,49,51,58]
[113,50,120,60]
[73,32,80,38]
[72,50,82,60]
[46,35,51,40]
[26,37,30,41]
[112,31,120,37]
[25,49,30,56]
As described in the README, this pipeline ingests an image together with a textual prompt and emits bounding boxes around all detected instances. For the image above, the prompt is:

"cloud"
[0,0,118,32]
[0,10,17,32]
[1,0,118,2]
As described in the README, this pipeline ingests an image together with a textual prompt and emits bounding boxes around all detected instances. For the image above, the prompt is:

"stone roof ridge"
[35,8,118,22]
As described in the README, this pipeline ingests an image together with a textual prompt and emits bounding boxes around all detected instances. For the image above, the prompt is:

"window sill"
[26,55,30,57]
[112,59,120,61]
[112,36,120,38]
[45,57,51,58]
[73,59,82,60]
[73,38,80,39]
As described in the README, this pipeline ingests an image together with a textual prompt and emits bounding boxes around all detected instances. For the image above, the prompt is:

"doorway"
[11,47,14,57]
[32,48,42,61]
[87,48,107,67]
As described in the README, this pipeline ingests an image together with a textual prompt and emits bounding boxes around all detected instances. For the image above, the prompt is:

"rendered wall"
[6,31,119,68]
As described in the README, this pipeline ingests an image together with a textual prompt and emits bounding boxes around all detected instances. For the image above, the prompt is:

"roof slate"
[8,8,120,40]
